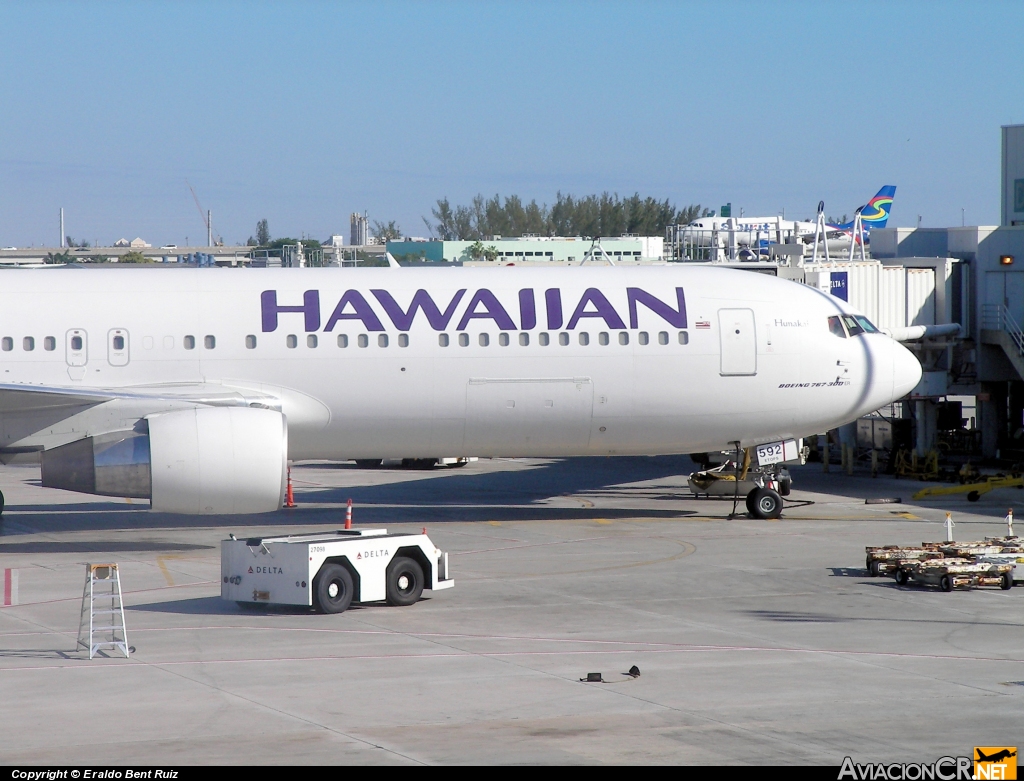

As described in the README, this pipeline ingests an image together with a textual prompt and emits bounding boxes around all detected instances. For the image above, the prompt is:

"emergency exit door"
[718,308,756,376]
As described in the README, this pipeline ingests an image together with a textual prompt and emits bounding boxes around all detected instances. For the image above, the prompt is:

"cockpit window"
[841,315,865,336]
[828,315,847,338]
[853,315,879,333]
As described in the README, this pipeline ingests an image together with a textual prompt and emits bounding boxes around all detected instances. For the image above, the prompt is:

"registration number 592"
[756,440,798,466]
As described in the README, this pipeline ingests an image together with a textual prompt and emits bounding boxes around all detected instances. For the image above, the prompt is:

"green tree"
[119,250,152,264]
[482,245,499,262]
[428,199,457,240]
[371,220,402,243]
[256,219,271,246]
[425,192,709,239]
[44,250,73,264]
[466,240,485,260]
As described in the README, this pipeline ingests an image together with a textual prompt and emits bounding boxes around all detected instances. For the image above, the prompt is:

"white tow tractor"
[221,528,454,613]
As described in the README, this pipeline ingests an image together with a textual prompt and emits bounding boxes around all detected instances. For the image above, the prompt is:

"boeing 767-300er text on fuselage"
[0,265,920,514]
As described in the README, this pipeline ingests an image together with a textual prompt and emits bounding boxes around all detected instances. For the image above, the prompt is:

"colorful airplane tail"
[836,185,896,232]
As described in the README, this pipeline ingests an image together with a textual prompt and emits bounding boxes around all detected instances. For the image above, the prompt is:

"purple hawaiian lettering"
[627,287,687,328]
[323,290,385,332]
[456,289,516,331]
[518,289,537,330]
[261,290,320,333]
[545,289,562,330]
[566,288,625,330]
[371,289,466,331]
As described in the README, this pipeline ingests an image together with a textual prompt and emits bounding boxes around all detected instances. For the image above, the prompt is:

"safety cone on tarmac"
[285,466,297,509]
[345,498,353,529]
[944,512,954,542]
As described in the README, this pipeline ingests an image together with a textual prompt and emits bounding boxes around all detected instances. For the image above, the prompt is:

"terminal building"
[386,235,665,264]
[765,124,1024,464]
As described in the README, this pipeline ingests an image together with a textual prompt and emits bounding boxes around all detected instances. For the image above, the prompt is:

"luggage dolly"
[893,557,1014,592]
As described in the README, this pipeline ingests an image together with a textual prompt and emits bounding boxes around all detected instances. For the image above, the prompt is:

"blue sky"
[1,0,1021,247]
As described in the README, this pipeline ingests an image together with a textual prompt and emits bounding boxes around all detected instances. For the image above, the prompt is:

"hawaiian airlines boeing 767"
[0,265,919,514]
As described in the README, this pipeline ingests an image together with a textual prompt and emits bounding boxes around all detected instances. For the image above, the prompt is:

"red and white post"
[345,498,353,529]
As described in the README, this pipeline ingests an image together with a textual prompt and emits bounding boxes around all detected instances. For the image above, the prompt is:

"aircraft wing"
[0,381,277,413]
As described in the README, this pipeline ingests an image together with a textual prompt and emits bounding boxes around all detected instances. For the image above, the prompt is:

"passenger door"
[66,329,87,366]
[65,329,88,380]
[107,329,129,366]
[718,308,757,376]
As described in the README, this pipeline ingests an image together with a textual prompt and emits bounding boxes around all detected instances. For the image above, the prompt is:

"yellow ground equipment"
[894,449,939,480]
[912,473,1024,502]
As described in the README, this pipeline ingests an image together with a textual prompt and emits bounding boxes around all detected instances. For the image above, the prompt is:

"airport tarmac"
[0,455,1021,765]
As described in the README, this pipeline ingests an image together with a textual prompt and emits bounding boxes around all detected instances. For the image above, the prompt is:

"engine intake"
[42,407,288,514]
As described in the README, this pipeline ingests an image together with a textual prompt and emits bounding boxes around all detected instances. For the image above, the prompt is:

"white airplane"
[0,265,920,516]
[684,186,897,252]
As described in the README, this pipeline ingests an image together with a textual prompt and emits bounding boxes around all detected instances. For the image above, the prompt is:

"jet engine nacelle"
[41,407,288,514]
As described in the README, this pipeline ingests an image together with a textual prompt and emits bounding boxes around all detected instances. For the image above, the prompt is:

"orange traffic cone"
[345,498,353,529]
[285,466,296,509]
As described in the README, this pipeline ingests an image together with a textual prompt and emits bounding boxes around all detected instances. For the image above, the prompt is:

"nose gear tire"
[749,487,783,520]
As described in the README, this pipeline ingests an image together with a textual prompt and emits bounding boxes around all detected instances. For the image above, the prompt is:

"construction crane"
[186,180,213,247]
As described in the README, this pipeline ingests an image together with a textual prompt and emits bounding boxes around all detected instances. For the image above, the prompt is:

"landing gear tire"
[1001,573,1014,590]
[314,563,354,614]
[778,477,792,497]
[386,557,424,606]
[967,491,980,502]
[894,568,909,586]
[940,575,953,592]
[745,491,758,516]
[750,488,783,520]
[354,459,383,468]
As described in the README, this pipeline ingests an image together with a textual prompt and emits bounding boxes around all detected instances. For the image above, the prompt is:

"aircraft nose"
[892,339,922,400]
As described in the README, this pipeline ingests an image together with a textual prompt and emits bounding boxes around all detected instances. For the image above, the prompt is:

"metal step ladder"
[76,563,130,659]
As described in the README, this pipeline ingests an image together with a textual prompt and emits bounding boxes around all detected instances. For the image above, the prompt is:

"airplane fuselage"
[0,265,920,460]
